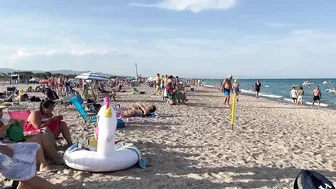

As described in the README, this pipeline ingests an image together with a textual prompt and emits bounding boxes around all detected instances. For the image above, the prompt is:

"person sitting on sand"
[43,87,59,101]
[27,100,73,147]
[0,142,82,189]
[1,89,29,103]
[122,104,157,117]
[0,106,63,165]
[222,75,233,107]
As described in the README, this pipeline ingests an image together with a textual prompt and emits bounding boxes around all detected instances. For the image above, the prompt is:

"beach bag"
[294,170,335,189]
[6,123,26,142]
[117,119,126,128]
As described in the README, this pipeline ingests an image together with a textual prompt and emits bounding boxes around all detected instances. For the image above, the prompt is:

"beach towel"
[294,170,335,189]
[8,110,42,136]
[0,142,40,181]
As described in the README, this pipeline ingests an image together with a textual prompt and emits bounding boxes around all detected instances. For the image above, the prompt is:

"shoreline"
[1,84,336,188]
[203,84,335,110]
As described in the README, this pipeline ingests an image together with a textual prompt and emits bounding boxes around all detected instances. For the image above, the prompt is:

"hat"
[19,89,24,94]
[228,75,232,78]
[234,79,238,82]
[0,105,8,110]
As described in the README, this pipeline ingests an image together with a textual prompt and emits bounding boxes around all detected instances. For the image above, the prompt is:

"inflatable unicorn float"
[63,97,145,172]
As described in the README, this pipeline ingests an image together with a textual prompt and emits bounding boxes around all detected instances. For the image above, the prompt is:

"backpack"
[294,170,335,189]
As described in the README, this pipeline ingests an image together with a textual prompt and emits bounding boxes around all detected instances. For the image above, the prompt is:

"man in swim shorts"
[312,86,321,107]
[222,75,232,107]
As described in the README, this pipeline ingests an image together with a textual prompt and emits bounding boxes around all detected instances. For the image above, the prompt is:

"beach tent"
[75,72,108,81]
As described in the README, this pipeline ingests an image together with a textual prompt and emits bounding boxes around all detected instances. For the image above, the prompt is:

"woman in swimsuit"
[123,104,156,117]
[27,100,73,147]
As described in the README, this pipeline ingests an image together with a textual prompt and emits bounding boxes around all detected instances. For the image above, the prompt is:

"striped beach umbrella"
[75,72,108,81]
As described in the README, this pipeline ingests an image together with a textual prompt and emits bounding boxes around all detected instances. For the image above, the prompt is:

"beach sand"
[1,84,336,188]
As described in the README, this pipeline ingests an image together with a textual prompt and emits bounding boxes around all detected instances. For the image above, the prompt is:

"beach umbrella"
[147,77,155,82]
[75,72,108,81]
[39,79,49,84]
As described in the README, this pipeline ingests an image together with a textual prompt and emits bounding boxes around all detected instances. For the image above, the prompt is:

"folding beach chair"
[6,86,16,98]
[68,97,97,125]
[66,85,77,96]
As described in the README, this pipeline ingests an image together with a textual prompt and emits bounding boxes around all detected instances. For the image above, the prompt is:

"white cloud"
[129,0,237,13]
[9,48,120,61]
[265,22,293,28]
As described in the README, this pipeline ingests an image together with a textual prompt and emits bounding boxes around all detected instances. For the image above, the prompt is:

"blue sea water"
[203,79,336,108]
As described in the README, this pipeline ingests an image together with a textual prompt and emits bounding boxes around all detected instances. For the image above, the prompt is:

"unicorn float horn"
[97,97,117,157]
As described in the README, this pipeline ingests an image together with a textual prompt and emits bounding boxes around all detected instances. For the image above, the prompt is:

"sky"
[1,0,336,78]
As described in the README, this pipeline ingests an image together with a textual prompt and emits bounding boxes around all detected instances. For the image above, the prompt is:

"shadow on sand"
[79,142,336,189]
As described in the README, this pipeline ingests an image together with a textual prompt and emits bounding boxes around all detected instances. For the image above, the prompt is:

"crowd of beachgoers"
[0,73,193,188]
[1,74,336,189]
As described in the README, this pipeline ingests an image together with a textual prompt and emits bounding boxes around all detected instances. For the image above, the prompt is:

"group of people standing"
[221,75,262,107]
[47,76,71,97]
[155,74,187,105]
[290,85,322,107]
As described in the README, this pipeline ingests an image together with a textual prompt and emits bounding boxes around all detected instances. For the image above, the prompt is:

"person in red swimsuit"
[27,100,73,147]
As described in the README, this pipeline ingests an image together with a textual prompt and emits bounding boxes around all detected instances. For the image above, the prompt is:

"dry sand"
[1,84,336,189]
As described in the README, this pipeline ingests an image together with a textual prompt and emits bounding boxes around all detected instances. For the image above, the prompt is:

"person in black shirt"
[254,80,261,98]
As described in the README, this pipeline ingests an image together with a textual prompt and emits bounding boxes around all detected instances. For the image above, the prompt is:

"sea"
[203,79,336,108]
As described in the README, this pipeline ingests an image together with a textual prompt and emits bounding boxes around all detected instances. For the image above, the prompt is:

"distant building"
[10,73,33,84]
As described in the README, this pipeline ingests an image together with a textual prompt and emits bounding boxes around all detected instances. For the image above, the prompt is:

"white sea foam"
[305,102,329,107]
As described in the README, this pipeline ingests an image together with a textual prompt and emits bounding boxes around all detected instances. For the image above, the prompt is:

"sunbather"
[0,106,62,165]
[27,100,73,147]
[1,91,29,103]
[0,142,81,189]
[122,104,157,117]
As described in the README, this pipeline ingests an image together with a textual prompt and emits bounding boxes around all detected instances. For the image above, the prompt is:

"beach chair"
[6,86,16,98]
[66,85,77,96]
[68,97,97,125]
[76,94,100,113]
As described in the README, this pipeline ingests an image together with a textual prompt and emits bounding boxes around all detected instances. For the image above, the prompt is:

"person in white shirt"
[290,86,298,104]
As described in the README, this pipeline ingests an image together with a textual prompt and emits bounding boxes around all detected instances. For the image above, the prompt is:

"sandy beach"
[1,84,336,189]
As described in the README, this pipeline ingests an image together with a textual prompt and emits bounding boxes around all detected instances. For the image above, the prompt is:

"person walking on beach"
[297,86,305,106]
[233,79,240,102]
[312,86,321,107]
[254,80,261,98]
[222,75,233,107]
[155,73,161,95]
[290,86,298,104]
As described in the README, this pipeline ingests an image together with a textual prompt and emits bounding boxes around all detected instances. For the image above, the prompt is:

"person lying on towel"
[122,104,156,117]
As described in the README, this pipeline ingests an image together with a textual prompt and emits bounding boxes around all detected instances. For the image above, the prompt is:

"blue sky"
[1,0,336,78]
